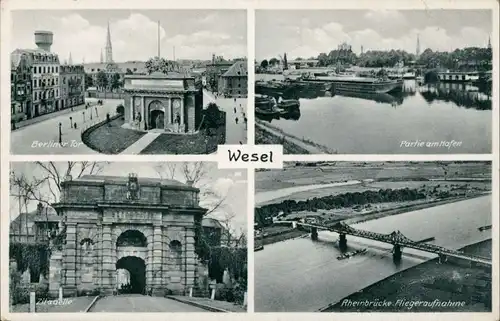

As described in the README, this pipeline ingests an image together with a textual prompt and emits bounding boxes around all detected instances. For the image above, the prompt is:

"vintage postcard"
[255,161,492,312]
[1,0,498,321]
[8,161,248,313]
[255,9,493,155]
[9,9,248,155]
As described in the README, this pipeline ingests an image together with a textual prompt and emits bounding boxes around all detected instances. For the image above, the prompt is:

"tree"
[125,68,133,75]
[96,70,108,91]
[203,102,223,131]
[283,53,288,70]
[85,73,94,89]
[111,72,121,91]
[260,59,269,70]
[269,57,279,66]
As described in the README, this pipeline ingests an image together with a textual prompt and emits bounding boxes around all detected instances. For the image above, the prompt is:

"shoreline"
[257,193,489,246]
[320,239,492,312]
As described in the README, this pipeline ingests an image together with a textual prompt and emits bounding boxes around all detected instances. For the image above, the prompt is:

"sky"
[11,10,247,63]
[256,9,492,60]
[9,162,247,234]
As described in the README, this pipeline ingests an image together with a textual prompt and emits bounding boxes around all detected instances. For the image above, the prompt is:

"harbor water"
[255,74,492,154]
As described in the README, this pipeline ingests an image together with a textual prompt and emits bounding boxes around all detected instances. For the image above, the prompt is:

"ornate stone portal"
[123,72,202,133]
[50,173,206,296]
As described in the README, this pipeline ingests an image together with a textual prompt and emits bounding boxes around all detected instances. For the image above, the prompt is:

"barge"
[337,248,367,260]
[305,75,404,94]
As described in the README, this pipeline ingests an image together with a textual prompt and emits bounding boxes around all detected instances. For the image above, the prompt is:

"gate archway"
[116,256,146,294]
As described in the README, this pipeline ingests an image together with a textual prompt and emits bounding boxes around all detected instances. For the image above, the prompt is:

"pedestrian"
[234,107,236,113]
[244,117,247,124]
[235,117,239,124]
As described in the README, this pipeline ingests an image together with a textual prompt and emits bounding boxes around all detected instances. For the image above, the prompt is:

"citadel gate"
[50,173,206,297]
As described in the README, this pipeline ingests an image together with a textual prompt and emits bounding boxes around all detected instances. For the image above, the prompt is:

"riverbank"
[256,193,488,246]
[321,239,492,312]
[255,120,335,154]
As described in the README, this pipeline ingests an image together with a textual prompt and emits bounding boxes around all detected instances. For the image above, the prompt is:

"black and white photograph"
[10,10,248,155]
[254,162,492,312]
[255,10,493,154]
[9,162,247,312]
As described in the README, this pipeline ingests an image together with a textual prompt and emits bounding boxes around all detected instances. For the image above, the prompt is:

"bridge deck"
[275,220,491,266]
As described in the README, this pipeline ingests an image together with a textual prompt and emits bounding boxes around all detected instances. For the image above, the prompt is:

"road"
[255,196,491,312]
[89,295,209,312]
[203,90,247,144]
[11,98,122,155]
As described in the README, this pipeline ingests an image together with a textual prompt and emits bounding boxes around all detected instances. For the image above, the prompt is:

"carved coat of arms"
[127,174,139,200]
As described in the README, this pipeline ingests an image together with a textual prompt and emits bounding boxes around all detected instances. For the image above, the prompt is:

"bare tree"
[10,162,107,242]
[155,162,227,216]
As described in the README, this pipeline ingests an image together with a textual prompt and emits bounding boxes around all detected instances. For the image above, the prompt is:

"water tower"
[34,30,53,51]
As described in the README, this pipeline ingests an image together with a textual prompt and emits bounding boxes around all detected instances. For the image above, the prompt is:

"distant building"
[60,64,85,109]
[206,54,234,91]
[9,204,60,244]
[83,61,147,90]
[338,42,352,51]
[288,59,319,69]
[218,60,248,97]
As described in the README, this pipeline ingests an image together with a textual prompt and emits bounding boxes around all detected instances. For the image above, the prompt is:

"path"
[88,295,209,312]
[256,121,327,154]
[167,295,246,312]
[120,132,161,154]
[11,99,121,155]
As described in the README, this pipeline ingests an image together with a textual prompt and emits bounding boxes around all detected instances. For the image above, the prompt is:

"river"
[254,195,491,312]
[255,75,492,154]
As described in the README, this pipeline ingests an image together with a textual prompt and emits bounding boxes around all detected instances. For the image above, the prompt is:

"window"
[169,240,182,268]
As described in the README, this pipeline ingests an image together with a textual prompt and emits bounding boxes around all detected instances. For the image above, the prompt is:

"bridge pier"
[392,244,402,260]
[338,233,347,247]
[311,227,318,241]
[438,254,448,264]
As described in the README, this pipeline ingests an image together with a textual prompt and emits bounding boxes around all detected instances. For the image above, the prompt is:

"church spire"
[68,52,72,65]
[416,33,420,57]
[105,21,113,63]
[100,49,103,63]
[488,36,491,49]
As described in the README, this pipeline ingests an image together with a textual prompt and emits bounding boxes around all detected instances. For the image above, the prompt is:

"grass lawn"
[84,117,146,154]
[140,126,225,154]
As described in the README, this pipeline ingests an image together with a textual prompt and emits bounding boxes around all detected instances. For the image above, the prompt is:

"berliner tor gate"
[50,174,206,297]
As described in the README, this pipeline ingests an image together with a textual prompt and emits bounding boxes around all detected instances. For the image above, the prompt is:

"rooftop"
[71,174,194,189]
[222,60,247,77]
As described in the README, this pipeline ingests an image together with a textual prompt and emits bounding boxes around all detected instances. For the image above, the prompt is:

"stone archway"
[116,256,146,294]
[148,100,165,129]
[150,110,165,129]
[116,230,148,294]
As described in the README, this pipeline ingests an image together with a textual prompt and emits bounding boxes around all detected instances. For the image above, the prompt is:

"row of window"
[34,89,59,100]
[33,65,59,74]
[34,77,58,88]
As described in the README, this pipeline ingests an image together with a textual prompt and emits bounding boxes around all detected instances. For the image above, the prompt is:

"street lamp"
[58,122,62,144]
[69,117,73,128]
[90,108,93,120]
[82,111,85,123]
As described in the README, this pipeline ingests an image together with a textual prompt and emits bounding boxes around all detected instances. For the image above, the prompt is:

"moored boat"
[305,75,403,94]
[255,244,264,252]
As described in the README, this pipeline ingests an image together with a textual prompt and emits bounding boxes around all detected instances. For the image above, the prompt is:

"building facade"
[11,31,61,120]
[10,52,32,122]
[49,174,207,296]
[60,65,85,109]
[218,60,248,98]
[123,71,203,133]
[206,55,234,92]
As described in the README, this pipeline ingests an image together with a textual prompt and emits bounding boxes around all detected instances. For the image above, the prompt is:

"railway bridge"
[274,220,491,267]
